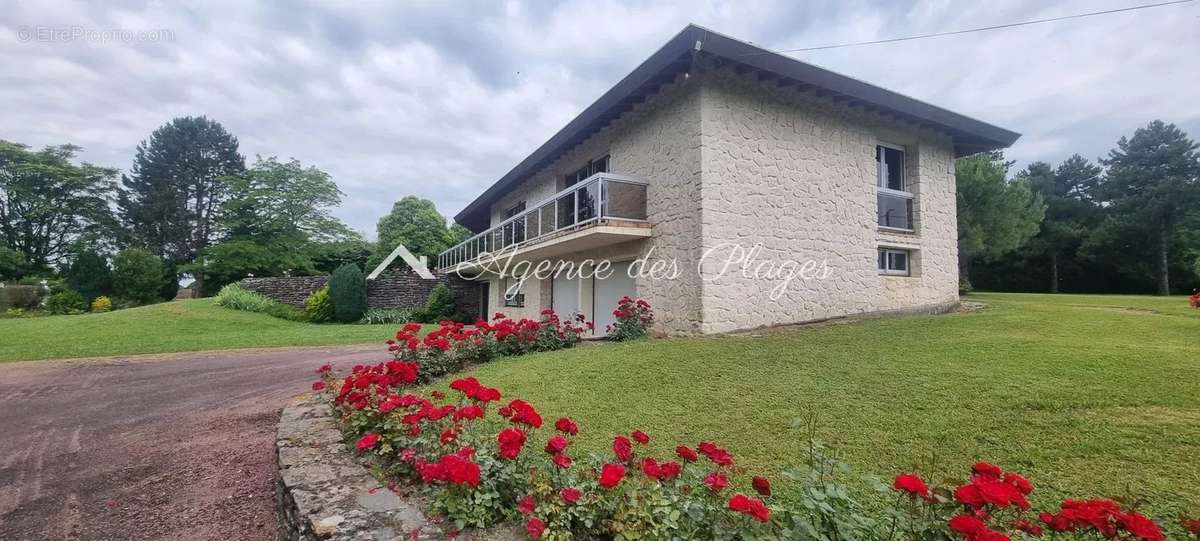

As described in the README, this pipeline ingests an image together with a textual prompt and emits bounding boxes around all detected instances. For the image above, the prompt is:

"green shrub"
[0,285,42,310]
[265,302,308,322]
[329,263,367,323]
[215,283,277,312]
[304,286,334,323]
[64,250,111,302]
[112,248,165,305]
[216,283,308,321]
[959,277,974,296]
[420,283,462,323]
[358,307,414,325]
[91,295,113,313]
[46,289,87,315]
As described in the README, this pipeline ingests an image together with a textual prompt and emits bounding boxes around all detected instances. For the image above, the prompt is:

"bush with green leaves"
[91,295,113,313]
[329,263,367,323]
[419,282,463,323]
[358,307,414,325]
[0,285,42,310]
[304,286,334,323]
[65,250,111,302]
[216,283,308,321]
[112,248,165,305]
[46,289,88,315]
[215,283,277,312]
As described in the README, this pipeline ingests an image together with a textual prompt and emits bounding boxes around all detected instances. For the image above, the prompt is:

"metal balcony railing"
[438,173,648,269]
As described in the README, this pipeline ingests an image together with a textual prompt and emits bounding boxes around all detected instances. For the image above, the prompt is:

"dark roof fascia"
[454,24,1020,230]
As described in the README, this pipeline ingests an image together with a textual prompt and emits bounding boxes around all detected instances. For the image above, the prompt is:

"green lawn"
[0,299,403,362]
[437,292,1200,520]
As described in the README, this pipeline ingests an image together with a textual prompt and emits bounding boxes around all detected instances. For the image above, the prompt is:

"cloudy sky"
[2,0,1198,238]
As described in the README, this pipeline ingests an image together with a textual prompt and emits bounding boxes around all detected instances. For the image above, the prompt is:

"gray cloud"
[2,0,1198,239]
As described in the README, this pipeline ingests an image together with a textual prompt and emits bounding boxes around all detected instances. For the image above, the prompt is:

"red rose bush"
[314,362,1191,540]
[606,296,654,341]
[388,309,589,381]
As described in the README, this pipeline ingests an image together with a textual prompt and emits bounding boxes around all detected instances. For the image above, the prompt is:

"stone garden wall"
[275,394,519,540]
[239,272,481,318]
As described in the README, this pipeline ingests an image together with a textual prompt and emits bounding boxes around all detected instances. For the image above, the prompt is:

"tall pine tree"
[1095,121,1200,295]
[1022,155,1102,292]
[118,116,244,293]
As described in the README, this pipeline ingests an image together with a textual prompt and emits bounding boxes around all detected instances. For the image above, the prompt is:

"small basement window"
[878,248,911,276]
[502,278,525,307]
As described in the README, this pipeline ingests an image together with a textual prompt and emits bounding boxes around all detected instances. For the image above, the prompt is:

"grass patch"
[0,298,409,362]
[439,292,1200,519]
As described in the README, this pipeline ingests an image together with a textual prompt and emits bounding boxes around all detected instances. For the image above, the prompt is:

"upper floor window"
[876,144,913,231]
[876,144,905,191]
[564,155,610,188]
[504,202,526,218]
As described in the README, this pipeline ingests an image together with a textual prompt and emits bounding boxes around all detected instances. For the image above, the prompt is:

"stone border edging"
[276,394,445,540]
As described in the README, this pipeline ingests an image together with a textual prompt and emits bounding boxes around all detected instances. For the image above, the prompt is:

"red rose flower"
[1118,512,1164,541]
[949,515,987,536]
[561,487,582,504]
[676,446,698,462]
[728,493,770,522]
[311,381,326,391]
[1003,472,1033,495]
[599,463,625,489]
[704,472,729,492]
[555,417,579,435]
[658,461,682,479]
[893,473,929,498]
[454,404,485,422]
[356,432,380,451]
[497,427,526,460]
[544,435,569,455]
[972,462,1003,479]
[752,476,772,497]
[640,457,662,479]
[631,430,650,444]
[525,517,545,539]
[552,452,573,469]
[517,495,535,515]
[612,435,633,462]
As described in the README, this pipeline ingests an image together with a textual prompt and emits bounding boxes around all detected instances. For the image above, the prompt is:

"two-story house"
[437,24,1019,335]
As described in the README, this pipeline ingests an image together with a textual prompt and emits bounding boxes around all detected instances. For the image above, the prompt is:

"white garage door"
[593,261,636,335]
[552,276,579,318]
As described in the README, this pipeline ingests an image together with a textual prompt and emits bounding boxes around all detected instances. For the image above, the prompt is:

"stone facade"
[470,68,959,335]
[696,69,959,332]
[240,272,482,318]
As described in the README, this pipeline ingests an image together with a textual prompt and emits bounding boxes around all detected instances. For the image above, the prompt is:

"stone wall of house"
[239,272,482,317]
[695,68,960,333]
[482,73,705,334]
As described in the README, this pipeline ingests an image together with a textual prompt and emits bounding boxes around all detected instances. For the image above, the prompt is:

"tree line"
[0,115,469,307]
[958,120,1200,295]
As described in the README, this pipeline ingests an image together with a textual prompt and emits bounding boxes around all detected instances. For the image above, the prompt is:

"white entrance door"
[593,261,636,335]
[552,276,579,318]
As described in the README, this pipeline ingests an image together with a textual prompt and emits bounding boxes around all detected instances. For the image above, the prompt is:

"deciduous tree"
[0,141,118,269]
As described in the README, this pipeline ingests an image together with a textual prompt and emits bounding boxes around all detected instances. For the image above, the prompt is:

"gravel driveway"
[0,344,383,541]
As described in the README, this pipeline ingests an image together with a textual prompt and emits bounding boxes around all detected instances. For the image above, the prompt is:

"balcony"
[438,173,650,271]
[877,188,914,231]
